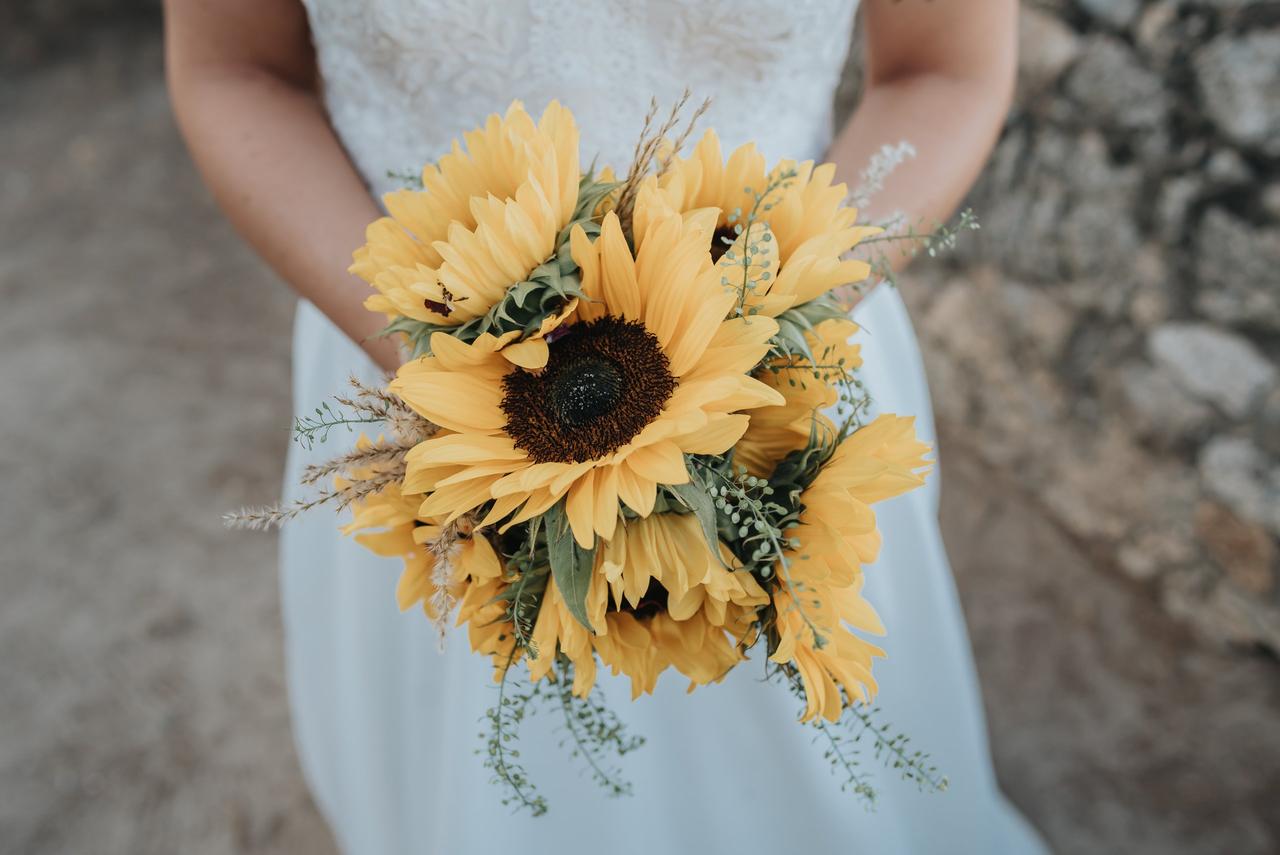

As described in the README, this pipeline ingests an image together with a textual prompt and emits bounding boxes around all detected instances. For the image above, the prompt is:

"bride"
[166,1,1046,852]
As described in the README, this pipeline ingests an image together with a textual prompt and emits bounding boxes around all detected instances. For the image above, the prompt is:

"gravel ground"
[2,27,1277,855]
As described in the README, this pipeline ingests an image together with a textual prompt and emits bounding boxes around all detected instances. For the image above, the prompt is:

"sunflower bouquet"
[235,96,953,813]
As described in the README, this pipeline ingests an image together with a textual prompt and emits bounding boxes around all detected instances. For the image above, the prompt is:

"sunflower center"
[547,355,624,427]
[709,225,737,263]
[501,317,677,464]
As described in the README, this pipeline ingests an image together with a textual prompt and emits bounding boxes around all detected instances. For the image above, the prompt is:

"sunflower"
[457,575,523,683]
[389,210,784,550]
[638,130,880,317]
[597,512,768,696]
[351,100,582,368]
[342,462,504,618]
[768,414,931,722]
[735,317,863,477]
[342,458,521,680]
[524,512,768,699]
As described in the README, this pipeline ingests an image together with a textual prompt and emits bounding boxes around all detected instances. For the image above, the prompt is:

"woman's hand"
[829,0,1017,285]
[164,0,402,372]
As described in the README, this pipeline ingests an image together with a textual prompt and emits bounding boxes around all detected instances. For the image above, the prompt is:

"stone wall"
[903,1,1280,650]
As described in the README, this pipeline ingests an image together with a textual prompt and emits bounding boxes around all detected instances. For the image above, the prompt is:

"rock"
[1194,33,1280,156]
[1119,361,1215,446]
[1204,148,1252,185]
[1135,1,1180,62]
[1079,130,1144,195]
[1066,36,1171,132]
[1077,0,1141,29]
[1118,523,1198,582]
[1164,568,1280,650]
[1262,183,1280,222]
[1195,501,1277,595]
[1259,387,1280,457]
[1127,246,1173,329]
[997,280,1074,360]
[1155,174,1202,242]
[1017,6,1082,93]
[1052,132,1144,282]
[1193,208,1280,332]
[1128,281,1171,329]
[921,278,1004,365]
[1060,201,1143,284]
[1198,436,1280,535]
[1149,323,1277,418]
[1131,248,1172,330]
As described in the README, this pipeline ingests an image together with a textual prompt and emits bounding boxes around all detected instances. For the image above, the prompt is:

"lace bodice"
[301,0,860,197]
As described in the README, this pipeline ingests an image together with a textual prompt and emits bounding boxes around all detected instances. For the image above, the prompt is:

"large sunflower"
[768,414,931,722]
[389,210,784,550]
[525,512,768,700]
[735,317,863,477]
[639,130,880,317]
[352,101,582,368]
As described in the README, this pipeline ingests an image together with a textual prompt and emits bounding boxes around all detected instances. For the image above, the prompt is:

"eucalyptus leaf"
[667,479,731,569]
[544,503,597,632]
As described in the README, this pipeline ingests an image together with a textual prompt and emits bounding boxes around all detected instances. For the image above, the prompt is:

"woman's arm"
[828,0,1018,270]
[164,0,401,371]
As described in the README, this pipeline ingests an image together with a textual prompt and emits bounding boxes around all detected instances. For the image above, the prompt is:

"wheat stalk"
[614,90,711,236]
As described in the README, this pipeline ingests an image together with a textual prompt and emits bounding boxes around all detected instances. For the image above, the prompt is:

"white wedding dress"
[281,2,1049,853]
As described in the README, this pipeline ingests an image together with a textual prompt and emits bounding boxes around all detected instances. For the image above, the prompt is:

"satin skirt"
[279,285,1048,854]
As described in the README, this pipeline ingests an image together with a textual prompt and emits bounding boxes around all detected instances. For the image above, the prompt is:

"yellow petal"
[599,213,642,319]
[389,366,506,433]
[566,469,597,549]
[674,414,750,455]
[500,338,549,370]
[616,464,657,517]
[624,441,689,485]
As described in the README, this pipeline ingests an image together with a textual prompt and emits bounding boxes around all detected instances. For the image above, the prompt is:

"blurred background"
[2,1,1278,852]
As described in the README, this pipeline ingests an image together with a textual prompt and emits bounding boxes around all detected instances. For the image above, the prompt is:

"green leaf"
[544,503,596,632]
[668,478,730,569]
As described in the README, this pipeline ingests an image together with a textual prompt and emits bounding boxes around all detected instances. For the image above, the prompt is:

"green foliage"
[773,663,947,810]
[847,704,949,794]
[551,657,645,799]
[543,503,597,632]
[720,168,797,319]
[386,167,425,190]
[665,480,729,568]
[770,294,847,360]
[481,647,548,816]
[859,208,981,292]
[689,445,833,650]
[292,401,383,450]
[766,295,871,435]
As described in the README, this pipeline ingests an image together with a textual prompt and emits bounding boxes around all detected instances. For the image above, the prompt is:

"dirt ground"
[2,28,1278,855]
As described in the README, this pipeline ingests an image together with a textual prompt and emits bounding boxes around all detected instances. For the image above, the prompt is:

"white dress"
[281,2,1049,853]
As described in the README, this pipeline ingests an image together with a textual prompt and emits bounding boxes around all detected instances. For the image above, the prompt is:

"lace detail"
[301,0,860,198]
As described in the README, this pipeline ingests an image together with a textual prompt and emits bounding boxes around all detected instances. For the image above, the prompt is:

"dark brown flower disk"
[501,317,676,464]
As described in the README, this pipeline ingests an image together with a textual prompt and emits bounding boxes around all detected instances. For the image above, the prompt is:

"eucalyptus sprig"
[851,208,981,295]
[719,168,798,319]
[773,663,947,808]
[765,294,872,435]
[481,646,548,816]
[292,401,385,451]
[551,657,645,799]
